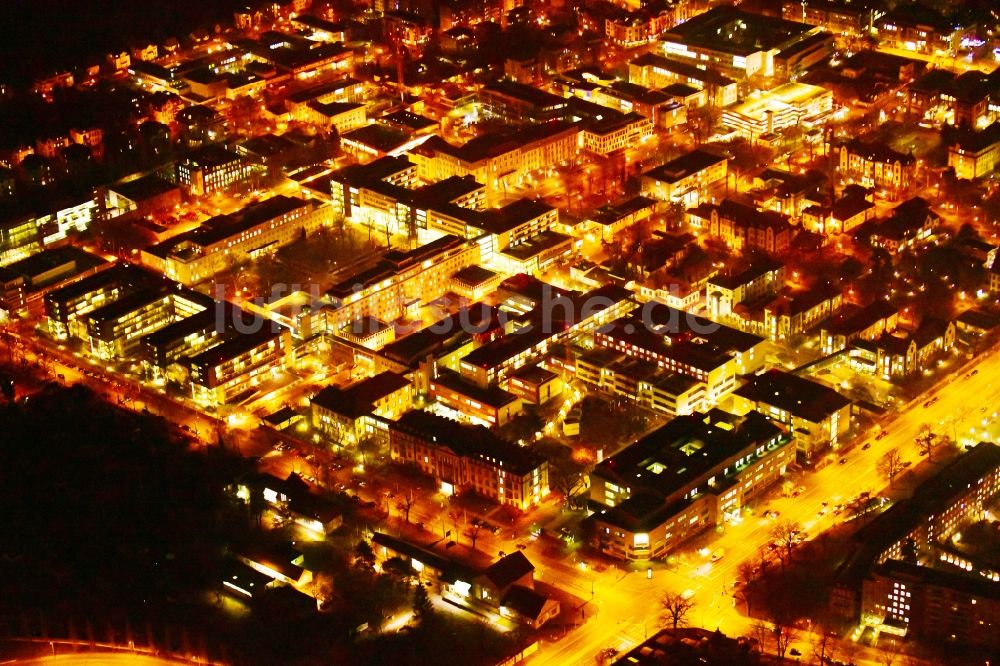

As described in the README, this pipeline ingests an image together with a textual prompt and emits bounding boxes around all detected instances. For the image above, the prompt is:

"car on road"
[862,442,872,450]
[923,396,939,407]
[901,460,912,468]
[764,510,780,520]
[876,430,889,440]
[792,485,806,497]
[790,648,801,656]
[838,457,847,465]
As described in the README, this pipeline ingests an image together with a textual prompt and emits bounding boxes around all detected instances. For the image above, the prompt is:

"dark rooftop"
[734,369,851,423]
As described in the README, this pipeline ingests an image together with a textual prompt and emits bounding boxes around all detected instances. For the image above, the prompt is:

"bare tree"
[915,424,939,462]
[768,520,803,569]
[659,592,695,630]
[773,623,794,661]
[878,636,902,666]
[878,448,905,488]
[810,627,836,666]
[467,522,483,551]
[397,493,415,523]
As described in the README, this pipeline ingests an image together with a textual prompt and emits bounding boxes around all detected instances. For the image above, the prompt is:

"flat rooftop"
[662,6,814,57]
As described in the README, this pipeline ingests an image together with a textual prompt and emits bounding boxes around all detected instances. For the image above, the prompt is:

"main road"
[530,346,1000,665]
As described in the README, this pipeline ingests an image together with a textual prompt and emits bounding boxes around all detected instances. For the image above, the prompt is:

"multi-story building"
[429,368,523,427]
[389,410,548,510]
[581,113,654,155]
[0,213,42,267]
[590,196,656,242]
[141,196,329,285]
[721,82,833,139]
[629,53,739,107]
[408,122,581,203]
[763,285,843,341]
[311,371,413,444]
[457,285,634,388]
[833,443,1000,624]
[659,7,824,79]
[44,265,134,339]
[820,299,899,355]
[641,149,728,207]
[189,327,293,405]
[838,138,916,193]
[732,368,851,457]
[478,81,569,123]
[687,199,793,254]
[594,303,767,405]
[85,289,212,360]
[589,409,792,560]
[175,146,250,196]
[323,234,480,330]
[782,0,882,37]
[948,122,1000,180]
[874,5,963,55]
[706,260,786,321]
[868,197,940,255]
[862,560,1000,650]
[554,347,706,416]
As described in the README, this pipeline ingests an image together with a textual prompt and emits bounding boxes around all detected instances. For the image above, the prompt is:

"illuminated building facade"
[589,409,792,560]
[389,410,548,510]
[142,196,329,286]
[189,327,293,405]
[323,234,481,330]
[175,146,250,196]
[640,149,728,207]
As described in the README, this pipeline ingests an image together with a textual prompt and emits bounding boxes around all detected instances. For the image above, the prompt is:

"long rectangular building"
[589,409,793,560]
[141,195,329,285]
[389,410,549,511]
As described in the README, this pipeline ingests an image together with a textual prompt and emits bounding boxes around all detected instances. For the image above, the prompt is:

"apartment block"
[142,196,328,285]
[589,409,792,560]
[389,410,548,510]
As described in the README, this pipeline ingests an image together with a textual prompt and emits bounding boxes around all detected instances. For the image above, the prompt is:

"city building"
[311,371,413,444]
[861,560,1000,650]
[687,199,793,254]
[868,197,940,255]
[188,327,293,405]
[833,443,1000,625]
[781,0,882,38]
[706,260,786,321]
[594,303,767,405]
[389,410,548,510]
[408,122,581,203]
[323,234,481,330]
[732,368,852,457]
[721,82,833,139]
[948,122,1000,180]
[554,346,706,416]
[141,196,329,285]
[838,138,916,193]
[763,285,843,341]
[581,112,654,155]
[641,149,728,207]
[429,368,523,427]
[659,7,823,79]
[874,5,963,55]
[99,175,182,220]
[589,196,656,242]
[457,284,635,388]
[629,53,739,107]
[478,81,569,123]
[588,409,792,560]
[175,146,250,196]
[820,299,899,354]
